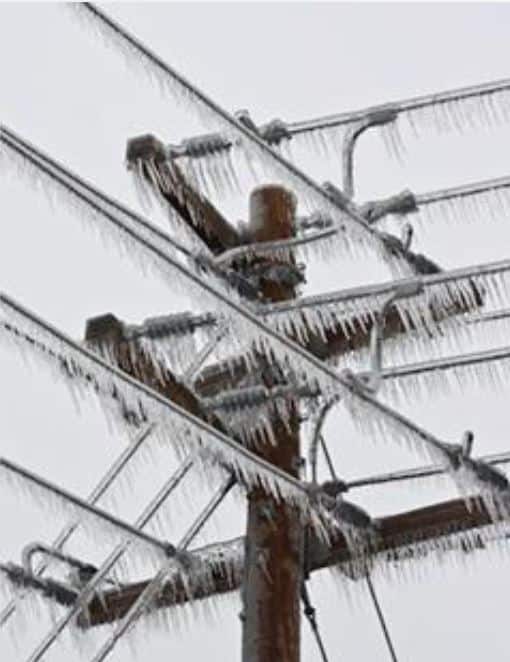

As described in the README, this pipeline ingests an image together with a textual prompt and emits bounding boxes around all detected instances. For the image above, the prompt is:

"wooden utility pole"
[240,186,303,662]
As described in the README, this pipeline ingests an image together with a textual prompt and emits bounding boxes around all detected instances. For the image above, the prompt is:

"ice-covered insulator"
[260,118,291,145]
[182,133,231,158]
[234,109,260,135]
[124,312,215,341]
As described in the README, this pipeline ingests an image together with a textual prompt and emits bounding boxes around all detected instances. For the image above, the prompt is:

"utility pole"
[241,185,303,662]
[83,181,306,662]
[5,6,510,662]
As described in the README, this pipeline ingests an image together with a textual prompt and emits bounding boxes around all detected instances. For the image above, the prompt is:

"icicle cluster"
[0,295,322,529]
[206,385,300,449]
[99,513,510,639]
[375,84,510,161]
[414,181,510,233]
[171,149,242,202]
[380,345,510,407]
[262,259,510,360]
[337,517,510,591]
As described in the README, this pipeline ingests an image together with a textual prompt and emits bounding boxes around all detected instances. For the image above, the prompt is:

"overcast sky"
[3,2,510,661]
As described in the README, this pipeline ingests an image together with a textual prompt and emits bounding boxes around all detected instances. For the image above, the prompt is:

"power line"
[301,582,331,662]
[89,476,235,662]
[0,424,155,627]
[365,575,399,662]
[165,77,510,150]
[25,457,195,662]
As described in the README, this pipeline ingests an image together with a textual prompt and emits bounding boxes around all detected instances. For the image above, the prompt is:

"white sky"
[2,2,510,661]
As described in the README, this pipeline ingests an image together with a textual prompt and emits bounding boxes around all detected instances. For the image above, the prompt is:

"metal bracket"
[342,108,398,199]
[348,279,424,395]
[21,542,117,590]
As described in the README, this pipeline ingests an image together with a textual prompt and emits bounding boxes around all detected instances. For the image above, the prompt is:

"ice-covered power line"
[411,174,510,230]
[162,77,510,161]
[67,3,425,275]
[260,257,508,342]
[307,401,399,662]
[346,449,510,491]
[343,385,510,518]
[0,126,195,258]
[25,457,195,662]
[365,576,399,662]
[0,424,155,627]
[378,344,510,402]
[301,582,331,662]
[89,477,235,662]
[0,458,177,567]
[0,126,261,302]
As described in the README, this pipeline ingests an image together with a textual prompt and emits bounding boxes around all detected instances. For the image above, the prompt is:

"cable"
[89,476,235,662]
[346,449,510,490]
[315,413,399,662]
[301,582,331,662]
[25,457,194,662]
[365,575,399,662]
[167,77,510,147]
[0,424,154,627]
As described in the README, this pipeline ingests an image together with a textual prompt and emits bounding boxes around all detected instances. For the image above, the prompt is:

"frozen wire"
[0,458,175,569]
[161,78,510,163]
[88,477,235,662]
[365,576,398,662]
[25,457,194,662]
[410,174,510,231]
[301,582,330,662]
[0,126,193,261]
[0,424,154,628]
[346,450,510,491]
[260,256,510,350]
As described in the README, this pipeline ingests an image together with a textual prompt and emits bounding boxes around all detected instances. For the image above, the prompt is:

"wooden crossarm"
[126,134,242,254]
[79,494,499,627]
